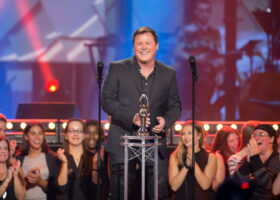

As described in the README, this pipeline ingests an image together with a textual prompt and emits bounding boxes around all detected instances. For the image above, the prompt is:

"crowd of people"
[1,112,280,200]
[0,24,279,200]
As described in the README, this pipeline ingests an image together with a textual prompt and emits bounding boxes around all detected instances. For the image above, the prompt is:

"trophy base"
[136,131,150,137]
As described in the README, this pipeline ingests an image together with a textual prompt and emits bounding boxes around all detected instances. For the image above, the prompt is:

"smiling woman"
[16,122,59,200]
[234,124,280,200]
[56,118,105,200]
[0,136,26,200]
[168,121,217,200]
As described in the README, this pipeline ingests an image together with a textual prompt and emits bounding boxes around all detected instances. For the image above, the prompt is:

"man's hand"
[152,116,165,133]
[133,113,150,127]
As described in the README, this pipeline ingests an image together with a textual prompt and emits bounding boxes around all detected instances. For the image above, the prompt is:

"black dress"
[0,180,15,200]
[174,148,215,200]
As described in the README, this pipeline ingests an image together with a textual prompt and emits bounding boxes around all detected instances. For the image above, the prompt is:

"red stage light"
[241,182,249,189]
[45,79,59,93]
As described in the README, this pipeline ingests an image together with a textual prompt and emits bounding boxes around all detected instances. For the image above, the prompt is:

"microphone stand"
[189,56,198,200]
[85,42,104,200]
[96,61,104,200]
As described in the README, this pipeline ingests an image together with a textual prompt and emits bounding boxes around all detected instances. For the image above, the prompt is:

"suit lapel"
[128,57,142,95]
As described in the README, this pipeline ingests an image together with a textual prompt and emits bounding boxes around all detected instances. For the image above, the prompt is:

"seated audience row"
[169,121,280,200]
[1,112,280,200]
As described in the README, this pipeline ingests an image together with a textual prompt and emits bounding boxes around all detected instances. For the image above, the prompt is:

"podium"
[121,135,161,200]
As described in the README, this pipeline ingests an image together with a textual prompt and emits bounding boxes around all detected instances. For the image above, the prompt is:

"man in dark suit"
[102,26,182,200]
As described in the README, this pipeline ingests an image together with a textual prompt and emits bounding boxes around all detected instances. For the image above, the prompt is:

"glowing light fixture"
[272,124,279,131]
[203,124,210,131]
[174,124,182,132]
[45,79,60,93]
[20,122,27,130]
[104,123,110,131]
[48,122,56,130]
[231,124,237,130]
[6,122,13,130]
[62,122,67,130]
[216,124,223,131]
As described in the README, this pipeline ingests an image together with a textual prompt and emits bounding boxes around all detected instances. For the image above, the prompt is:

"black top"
[174,148,215,200]
[234,151,280,200]
[0,180,15,200]
[56,153,98,200]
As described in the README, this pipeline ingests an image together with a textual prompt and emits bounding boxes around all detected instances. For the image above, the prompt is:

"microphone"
[189,56,198,82]
[97,61,104,86]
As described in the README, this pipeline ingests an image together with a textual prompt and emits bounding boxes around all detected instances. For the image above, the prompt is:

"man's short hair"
[133,26,158,45]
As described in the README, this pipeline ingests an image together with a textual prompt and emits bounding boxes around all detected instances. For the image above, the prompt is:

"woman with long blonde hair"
[169,121,217,200]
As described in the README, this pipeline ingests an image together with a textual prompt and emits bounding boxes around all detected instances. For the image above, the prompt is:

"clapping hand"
[26,167,41,185]
[57,148,67,163]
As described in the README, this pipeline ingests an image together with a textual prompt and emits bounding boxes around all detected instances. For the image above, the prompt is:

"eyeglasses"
[67,129,83,135]
[252,132,269,138]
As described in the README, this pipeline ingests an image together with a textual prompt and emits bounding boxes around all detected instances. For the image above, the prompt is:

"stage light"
[104,122,110,131]
[45,79,60,93]
[204,124,210,132]
[216,124,223,131]
[266,8,271,13]
[48,122,56,130]
[20,122,27,130]
[6,122,13,130]
[62,122,67,130]
[241,182,249,190]
[231,124,237,130]
[272,124,279,131]
[174,124,182,132]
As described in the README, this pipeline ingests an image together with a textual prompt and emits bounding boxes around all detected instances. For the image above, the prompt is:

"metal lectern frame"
[120,135,161,200]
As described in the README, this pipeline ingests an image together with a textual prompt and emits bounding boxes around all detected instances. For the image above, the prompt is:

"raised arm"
[57,148,68,186]
[168,153,190,191]
[195,153,217,190]
[13,163,26,200]
[212,152,225,191]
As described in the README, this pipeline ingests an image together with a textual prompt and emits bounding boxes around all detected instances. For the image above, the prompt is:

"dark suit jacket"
[102,56,181,161]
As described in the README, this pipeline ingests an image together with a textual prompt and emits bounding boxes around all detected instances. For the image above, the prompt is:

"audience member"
[228,121,259,176]
[85,119,109,200]
[169,121,216,200]
[211,126,240,191]
[56,119,103,200]
[0,136,26,199]
[0,113,17,157]
[234,124,280,199]
[16,122,59,200]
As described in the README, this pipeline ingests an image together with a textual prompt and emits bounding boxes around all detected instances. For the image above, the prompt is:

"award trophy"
[136,91,150,137]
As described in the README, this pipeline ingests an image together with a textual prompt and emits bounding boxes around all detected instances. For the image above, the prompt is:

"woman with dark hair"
[16,122,58,200]
[169,121,217,200]
[84,120,105,154]
[56,119,101,200]
[234,124,280,200]
[228,121,259,176]
[85,119,109,200]
[0,136,26,200]
[210,126,240,191]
